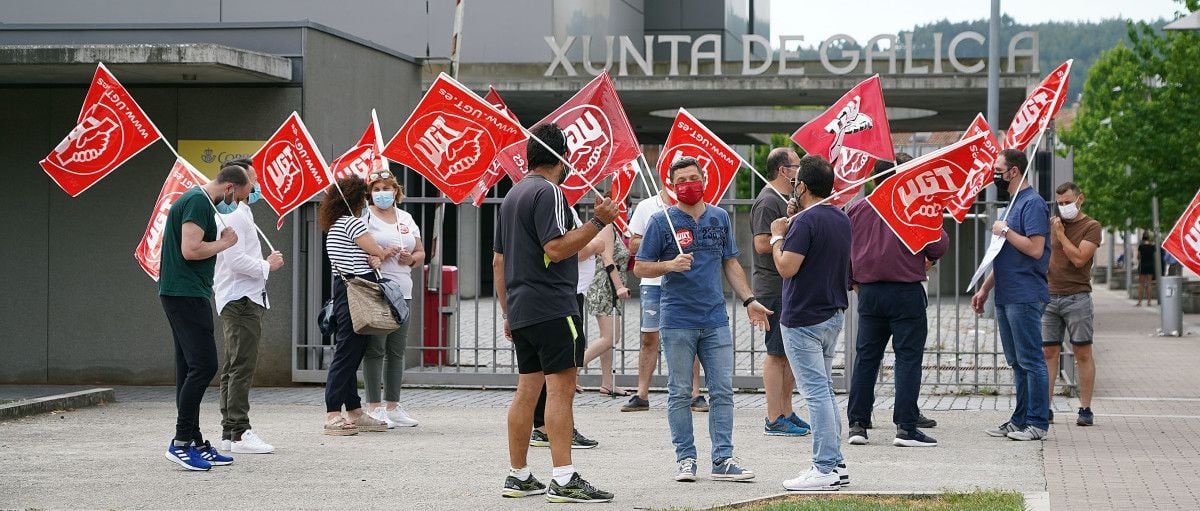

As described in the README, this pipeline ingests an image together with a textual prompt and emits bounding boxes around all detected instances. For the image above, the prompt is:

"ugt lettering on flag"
[134,158,208,281]
[536,72,641,207]
[945,114,1001,222]
[1163,188,1200,277]
[382,73,527,204]
[252,112,330,229]
[656,108,741,205]
[329,109,386,182]
[866,132,991,254]
[40,62,163,197]
[1003,60,1071,151]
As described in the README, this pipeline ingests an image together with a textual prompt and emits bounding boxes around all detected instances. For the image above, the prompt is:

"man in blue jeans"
[972,148,1052,441]
[769,155,852,491]
[635,157,770,483]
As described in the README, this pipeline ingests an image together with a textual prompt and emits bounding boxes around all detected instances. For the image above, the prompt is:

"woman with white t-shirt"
[360,170,425,428]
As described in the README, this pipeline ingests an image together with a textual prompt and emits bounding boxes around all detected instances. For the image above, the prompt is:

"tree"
[1058,0,1200,232]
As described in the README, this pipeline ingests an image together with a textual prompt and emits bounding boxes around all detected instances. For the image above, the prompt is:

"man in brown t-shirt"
[1042,182,1102,427]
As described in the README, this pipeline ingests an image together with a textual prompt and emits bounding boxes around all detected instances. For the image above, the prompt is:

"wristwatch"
[999,227,1010,238]
[742,296,757,308]
[769,235,784,246]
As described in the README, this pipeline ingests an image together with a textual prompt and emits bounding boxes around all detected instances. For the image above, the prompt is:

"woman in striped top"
[318,176,401,436]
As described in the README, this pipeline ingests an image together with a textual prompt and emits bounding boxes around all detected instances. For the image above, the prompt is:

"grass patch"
[700,490,1023,511]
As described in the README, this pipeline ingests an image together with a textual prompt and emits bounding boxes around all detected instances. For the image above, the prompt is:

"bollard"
[1160,276,1184,336]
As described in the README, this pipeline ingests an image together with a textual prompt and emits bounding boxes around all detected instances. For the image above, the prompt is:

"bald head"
[765,147,799,181]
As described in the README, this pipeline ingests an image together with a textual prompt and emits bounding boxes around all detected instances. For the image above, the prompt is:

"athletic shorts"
[1041,293,1094,346]
[759,296,785,356]
[640,285,661,333]
[512,314,585,374]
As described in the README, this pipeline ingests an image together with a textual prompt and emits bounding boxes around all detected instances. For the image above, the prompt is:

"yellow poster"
[177,140,265,179]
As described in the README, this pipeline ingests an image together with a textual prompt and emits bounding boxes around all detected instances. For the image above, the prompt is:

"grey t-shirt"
[493,174,579,330]
[751,186,787,298]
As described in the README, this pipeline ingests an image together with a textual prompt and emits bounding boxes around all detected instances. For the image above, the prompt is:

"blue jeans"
[783,312,845,474]
[639,285,661,332]
[996,302,1050,430]
[661,327,735,463]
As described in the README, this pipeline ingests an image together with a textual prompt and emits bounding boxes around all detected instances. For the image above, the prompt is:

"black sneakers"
[916,413,937,429]
[546,472,614,503]
[502,474,547,498]
[620,395,650,412]
[529,428,599,449]
[893,427,938,447]
[1077,407,1094,426]
[848,422,869,445]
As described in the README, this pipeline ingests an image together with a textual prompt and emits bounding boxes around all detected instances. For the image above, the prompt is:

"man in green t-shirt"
[160,165,252,471]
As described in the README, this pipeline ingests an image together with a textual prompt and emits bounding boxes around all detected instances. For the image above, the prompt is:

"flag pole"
[735,154,789,203]
[785,165,901,221]
[428,1,468,294]
[634,153,685,254]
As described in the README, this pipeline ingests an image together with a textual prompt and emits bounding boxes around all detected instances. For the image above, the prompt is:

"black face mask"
[557,163,570,185]
[992,169,1011,191]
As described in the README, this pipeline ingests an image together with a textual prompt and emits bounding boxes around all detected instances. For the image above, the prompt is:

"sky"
[769,0,1187,47]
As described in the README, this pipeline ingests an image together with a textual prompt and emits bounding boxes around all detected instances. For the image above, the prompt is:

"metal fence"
[293,168,1075,396]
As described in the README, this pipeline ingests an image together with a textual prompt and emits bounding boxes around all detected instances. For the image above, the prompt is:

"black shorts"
[512,314,585,375]
[760,296,785,356]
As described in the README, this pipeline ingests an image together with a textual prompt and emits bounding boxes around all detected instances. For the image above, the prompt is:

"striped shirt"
[326,216,373,276]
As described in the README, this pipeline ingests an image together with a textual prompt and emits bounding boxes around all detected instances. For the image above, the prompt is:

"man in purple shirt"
[845,155,945,448]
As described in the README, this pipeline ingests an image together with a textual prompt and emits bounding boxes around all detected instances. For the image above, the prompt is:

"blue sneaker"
[712,457,755,481]
[764,415,810,437]
[195,440,234,466]
[787,412,812,431]
[164,443,211,471]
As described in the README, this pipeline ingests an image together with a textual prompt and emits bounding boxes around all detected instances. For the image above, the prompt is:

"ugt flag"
[656,108,742,204]
[1003,60,1072,151]
[866,132,991,254]
[537,72,641,207]
[329,109,385,182]
[609,159,639,234]
[134,158,209,281]
[1163,187,1200,276]
[252,112,331,229]
[470,87,526,207]
[827,148,878,208]
[382,73,526,204]
[791,74,894,162]
[945,114,1001,222]
[40,62,162,197]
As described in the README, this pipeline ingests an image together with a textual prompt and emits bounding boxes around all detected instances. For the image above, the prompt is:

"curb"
[701,490,1049,510]
[0,388,115,421]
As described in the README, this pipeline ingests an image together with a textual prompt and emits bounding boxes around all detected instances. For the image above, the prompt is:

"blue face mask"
[247,183,262,205]
[215,188,239,214]
[371,191,395,209]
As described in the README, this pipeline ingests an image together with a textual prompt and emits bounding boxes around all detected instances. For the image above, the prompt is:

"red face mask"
[674,180,705,205]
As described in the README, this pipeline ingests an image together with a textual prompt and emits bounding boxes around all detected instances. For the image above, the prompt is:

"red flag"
[791,74,894,163]
[40,62,162,197]
[382,73,526,204]
[1003,60,1072,151]
[866,132,992,254]
[535,73,641,206]
[946,114,1002,222]
[609,159,638,233]
[134,158,209,281]
[828,148,878,208]
[656,108,742,204]
[470,87,527,206]
[251,112,331,229]
[1163,188,1200,276]
[329,110,385,182]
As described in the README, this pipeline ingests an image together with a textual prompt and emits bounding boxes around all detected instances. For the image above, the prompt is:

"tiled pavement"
[1042,287,1200,511]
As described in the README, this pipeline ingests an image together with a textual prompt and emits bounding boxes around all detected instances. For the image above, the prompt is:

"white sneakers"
[231,430,275,454]
[388,407,422,427]
[783,465,841,491]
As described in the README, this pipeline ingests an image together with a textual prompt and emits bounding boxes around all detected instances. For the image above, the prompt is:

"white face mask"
[1059,201,1080,220]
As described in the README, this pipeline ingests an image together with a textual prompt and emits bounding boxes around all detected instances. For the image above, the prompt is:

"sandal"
[323,416,359,436]
[598,386,630,398]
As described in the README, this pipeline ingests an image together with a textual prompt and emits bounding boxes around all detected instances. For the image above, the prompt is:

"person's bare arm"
[993,220,1045,259]
[634,255,692,279]
[182,222,236,261]
[493,252,511,340]
[753,233,772,255]
[543,198,619,262]
[629,234,643,255]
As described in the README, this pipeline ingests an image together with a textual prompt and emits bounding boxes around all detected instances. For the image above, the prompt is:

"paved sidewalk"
[1043,287,1200,511]
[0,390,1042,509]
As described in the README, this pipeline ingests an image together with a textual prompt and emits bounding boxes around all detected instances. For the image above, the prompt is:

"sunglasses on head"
[369,170,393,181]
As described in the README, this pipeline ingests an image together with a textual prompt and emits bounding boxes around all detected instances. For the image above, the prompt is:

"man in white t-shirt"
[622,189,704,412]
[213,160,284,454]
